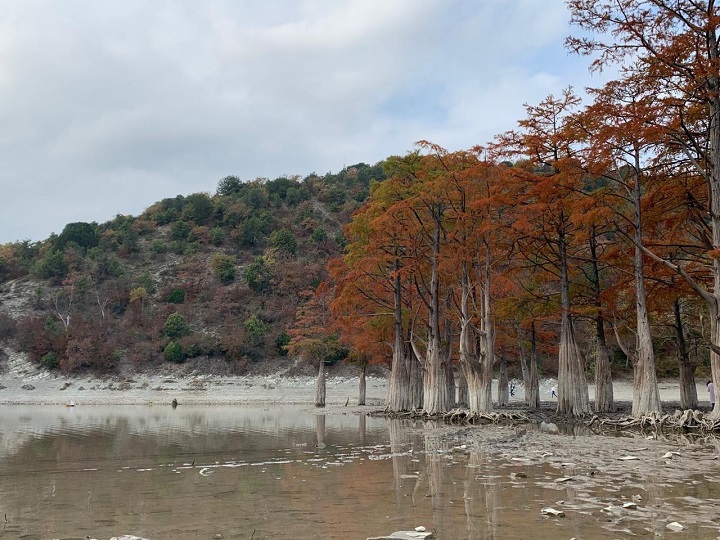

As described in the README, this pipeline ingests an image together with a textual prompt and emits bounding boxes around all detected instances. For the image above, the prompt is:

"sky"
[0,0,610,244]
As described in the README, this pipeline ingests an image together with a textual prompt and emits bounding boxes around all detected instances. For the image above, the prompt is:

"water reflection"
[0,407,719,539]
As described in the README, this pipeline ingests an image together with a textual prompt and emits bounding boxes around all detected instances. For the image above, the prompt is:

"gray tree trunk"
[458,256,494,414]
[385,266,411,412]
[706,83,720,418]
[358,362,367,406]
[315,360,326,408]
[674,299,698,410]
[526,321,540,409]
[456,368,468,407]
[519,344,530,404]
[556,227,591,416]
[409,344,424,410]
[590,230,613,412]
[418,215,450,414]
[630,159,661,416]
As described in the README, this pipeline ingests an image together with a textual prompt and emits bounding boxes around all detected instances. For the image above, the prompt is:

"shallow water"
[0,405,719,539]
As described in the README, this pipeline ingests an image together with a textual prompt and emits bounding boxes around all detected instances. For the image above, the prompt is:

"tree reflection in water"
[463,449,498,540]
[315,413,326,447]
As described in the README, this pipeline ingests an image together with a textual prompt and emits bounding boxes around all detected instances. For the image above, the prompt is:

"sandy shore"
[0,363,712,409]
[0,372,390,406]
[0,345,713,407]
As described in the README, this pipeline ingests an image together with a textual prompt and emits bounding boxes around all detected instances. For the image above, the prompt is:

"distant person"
[708,380,715,410]
[551,386,557,398]
[510,383,516,397]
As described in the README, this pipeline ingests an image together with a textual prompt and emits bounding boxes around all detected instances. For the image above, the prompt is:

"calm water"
[0,405,719,539]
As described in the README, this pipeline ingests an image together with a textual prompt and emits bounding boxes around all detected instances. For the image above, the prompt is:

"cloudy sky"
[0,1,609,244]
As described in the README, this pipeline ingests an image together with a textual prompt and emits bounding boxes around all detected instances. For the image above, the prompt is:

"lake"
[0,405,718,539]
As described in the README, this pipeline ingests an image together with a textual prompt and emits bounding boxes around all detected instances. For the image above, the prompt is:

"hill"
[0,163,386,377]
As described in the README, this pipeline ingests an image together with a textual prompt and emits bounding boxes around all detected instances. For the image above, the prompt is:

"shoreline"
[0,368,713,411]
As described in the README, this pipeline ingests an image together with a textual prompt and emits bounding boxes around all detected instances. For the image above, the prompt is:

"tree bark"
[708,77,720,419]
[710,304,720,417]
[358,362,367,406]
[408,343,424,410]
[594,327,613,413]
[630,158,661,416]
[458,256,494,414]
[456,368,468,407]
[526,321,540,409]
[519,344,530,404]
[315,360,326,408]
[556,226,591,416]
[421,337,449,414]
[385,265,411,412]
[442,300,456,406]
[445,362,456,407]
[419,211,450,414]
[672,299,697,410]
[589,229,613,412]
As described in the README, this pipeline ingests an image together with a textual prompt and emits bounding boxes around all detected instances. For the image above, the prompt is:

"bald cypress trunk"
[408,341,424,410]
[418,212,450,414]
[630,157,661,416]
[456,368,468,407]
[589,230,613,412]
[519,344,530,402]
[386,264,411,412]
[556,226,591,416]
[358,362,367,406]
[459,255,494,414]
[673,299,697,410]
[706,83,720,419]
[526,321,540,409]
[315,360,326,408]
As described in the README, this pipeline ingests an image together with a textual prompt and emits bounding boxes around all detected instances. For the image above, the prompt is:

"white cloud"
[0,0,610,243]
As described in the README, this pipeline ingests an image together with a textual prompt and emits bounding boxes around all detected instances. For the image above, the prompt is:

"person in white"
[708,380,715,410]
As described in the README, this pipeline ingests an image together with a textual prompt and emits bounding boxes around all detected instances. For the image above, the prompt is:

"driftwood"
[587,409,720,433]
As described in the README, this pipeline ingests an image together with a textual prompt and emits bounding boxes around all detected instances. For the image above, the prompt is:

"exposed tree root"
[587,409,720,433]
[377,407,528,424]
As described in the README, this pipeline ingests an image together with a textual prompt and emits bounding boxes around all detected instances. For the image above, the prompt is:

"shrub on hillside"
[164,341,185,363]
[210,253,236,284]
[170,221,191,242]
[166,287,186,304]
[244,315,266,346]
[243,256,271,292]
[163,312,190,339]
[270,228,298,256]
[41,351,59,369]
[275,331,290,356]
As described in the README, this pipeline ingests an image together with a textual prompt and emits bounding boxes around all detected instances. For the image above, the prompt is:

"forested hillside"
[0,163,385,375]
